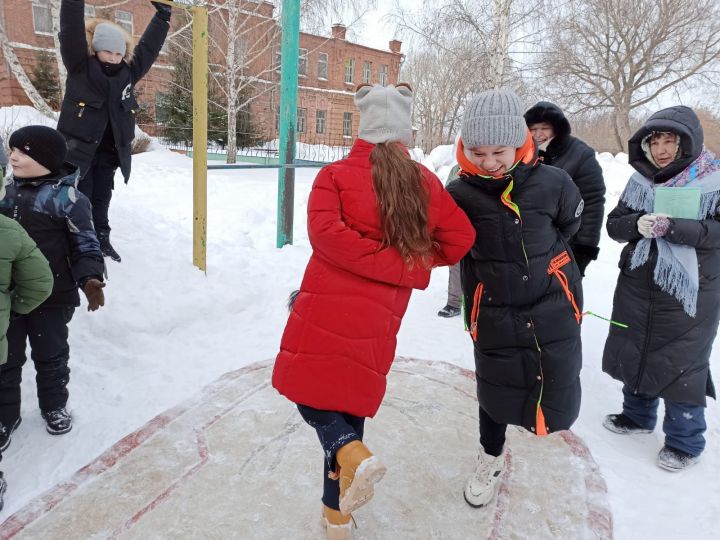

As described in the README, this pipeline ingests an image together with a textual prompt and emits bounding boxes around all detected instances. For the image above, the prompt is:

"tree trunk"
[227,101,238,164]
[225,0,239,165]
[51,0,67,100]
[613,105,632,153]
[490,0,511,89]
[0,27,55,118]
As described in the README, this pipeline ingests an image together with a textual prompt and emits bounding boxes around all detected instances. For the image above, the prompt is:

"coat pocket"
[59,97,105,144]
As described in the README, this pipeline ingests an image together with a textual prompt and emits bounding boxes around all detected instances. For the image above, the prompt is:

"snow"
[0,111,718,537]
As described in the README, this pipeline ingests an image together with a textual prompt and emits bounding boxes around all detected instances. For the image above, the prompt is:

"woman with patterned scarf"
[602,106,719,472]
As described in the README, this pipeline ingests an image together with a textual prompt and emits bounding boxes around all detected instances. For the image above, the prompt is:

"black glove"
[571,244,600,277]
[151,1,172,21]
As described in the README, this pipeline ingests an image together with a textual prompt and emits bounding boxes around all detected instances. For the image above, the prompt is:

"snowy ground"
[0,114,718,538]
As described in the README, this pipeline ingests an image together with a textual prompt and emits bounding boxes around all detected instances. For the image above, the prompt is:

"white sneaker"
[464,451,505,508]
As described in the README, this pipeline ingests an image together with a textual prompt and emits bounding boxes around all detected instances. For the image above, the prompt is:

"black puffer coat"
[57,0,169,182]
[525,102,606,267]
[603,106,718,405]
[447,161,584,434]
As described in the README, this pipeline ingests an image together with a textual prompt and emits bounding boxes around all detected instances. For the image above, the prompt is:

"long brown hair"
[369,142,434,265]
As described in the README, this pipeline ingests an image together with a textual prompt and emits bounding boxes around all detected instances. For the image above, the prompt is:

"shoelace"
[473,457,502,485]
[46,410,70,422]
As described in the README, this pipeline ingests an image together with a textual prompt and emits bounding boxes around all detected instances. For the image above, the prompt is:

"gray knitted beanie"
[92,23,127,57]
[355,84,413,145]
[461,88,527,148]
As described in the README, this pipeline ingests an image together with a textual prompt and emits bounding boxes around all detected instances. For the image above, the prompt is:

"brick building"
[0,0,403,148]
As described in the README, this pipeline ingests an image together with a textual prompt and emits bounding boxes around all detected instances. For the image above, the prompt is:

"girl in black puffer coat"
[57,0,171,262]
[602,106,720,472]
[447,89,584,509]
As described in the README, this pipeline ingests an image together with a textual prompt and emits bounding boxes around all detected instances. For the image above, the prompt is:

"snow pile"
[421,144,457,183]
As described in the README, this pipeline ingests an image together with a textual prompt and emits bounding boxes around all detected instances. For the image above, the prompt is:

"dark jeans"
[0,306,75,427]
[479,406,506,457]
[77,149,118,236]
[622,385,706,456]
[297,404,365,510]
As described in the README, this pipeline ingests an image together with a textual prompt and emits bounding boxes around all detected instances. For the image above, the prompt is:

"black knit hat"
[9,125,67,173]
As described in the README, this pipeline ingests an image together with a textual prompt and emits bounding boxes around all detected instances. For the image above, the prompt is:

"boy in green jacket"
[0,213,54,511]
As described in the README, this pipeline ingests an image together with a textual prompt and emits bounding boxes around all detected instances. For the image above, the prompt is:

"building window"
[344,58,354,84]
[275,51,282,71]
[115,10,133,36]
[298,48,308,76]
[379,65,388,86]
[316,110,326,134]
[343,112,353,138]
[362,62,372,84]
[275,107,280,132]
[317,53,328,79]
[84,5,96,17]
[32,2,52,34]
[297,108,307,133]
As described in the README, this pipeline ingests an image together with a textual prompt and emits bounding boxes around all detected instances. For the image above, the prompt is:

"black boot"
[0,417,21,452]
[98,232,121,263]
[41,407,73,435]
[602,413,653,434]
[438,304,461,318]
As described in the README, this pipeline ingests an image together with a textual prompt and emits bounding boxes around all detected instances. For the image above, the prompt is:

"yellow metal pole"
[152,0,208,272]
[191,6,209,272]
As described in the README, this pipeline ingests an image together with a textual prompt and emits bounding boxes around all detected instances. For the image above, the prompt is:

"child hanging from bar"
[56,0,172,262]
[446,88,585,508]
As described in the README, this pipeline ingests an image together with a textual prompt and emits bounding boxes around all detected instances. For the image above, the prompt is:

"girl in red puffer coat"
[272,83,475,538]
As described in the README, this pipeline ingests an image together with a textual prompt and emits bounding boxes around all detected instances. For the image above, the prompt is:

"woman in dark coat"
[602,105,720,472]
[524,102,606,275]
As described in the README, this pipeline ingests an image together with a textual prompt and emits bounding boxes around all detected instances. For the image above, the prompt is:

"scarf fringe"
[654,241,698,317]
[621,175,654,213]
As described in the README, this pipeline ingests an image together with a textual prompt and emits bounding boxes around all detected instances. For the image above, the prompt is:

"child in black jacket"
[0,125,106,441]
[447,89,584,509]
[57,0,172,262]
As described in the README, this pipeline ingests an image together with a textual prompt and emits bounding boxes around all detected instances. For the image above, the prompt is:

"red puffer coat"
[273,139,475,417]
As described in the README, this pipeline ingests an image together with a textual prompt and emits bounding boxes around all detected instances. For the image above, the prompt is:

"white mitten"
[637,214,656,239]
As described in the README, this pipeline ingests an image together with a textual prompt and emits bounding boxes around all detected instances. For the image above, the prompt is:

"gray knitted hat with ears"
[92,23,127,56]
[354,84,413,145]
[461,88,527,148]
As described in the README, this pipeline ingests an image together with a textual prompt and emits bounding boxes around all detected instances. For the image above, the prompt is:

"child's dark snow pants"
[297,404,366,510]
[78,146,119,237]
[0,306,75,427]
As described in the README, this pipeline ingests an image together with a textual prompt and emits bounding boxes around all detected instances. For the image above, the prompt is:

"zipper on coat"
[635,261,656,394]
[78,102,86,118]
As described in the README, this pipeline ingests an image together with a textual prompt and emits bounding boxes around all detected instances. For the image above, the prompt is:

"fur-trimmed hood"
[524,101,571,139]
[85,18,134,62]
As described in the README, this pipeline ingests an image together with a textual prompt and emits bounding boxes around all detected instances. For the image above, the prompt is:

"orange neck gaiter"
[456,129,537,178]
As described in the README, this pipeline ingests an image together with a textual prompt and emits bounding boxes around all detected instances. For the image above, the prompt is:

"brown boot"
[322,505,353,540]
[336,440,386,515]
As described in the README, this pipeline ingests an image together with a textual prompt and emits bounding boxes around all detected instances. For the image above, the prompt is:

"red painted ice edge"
[560,431,614,540]
[107,429,210,539]
[487,450,513,540]
[0,362,268,539]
